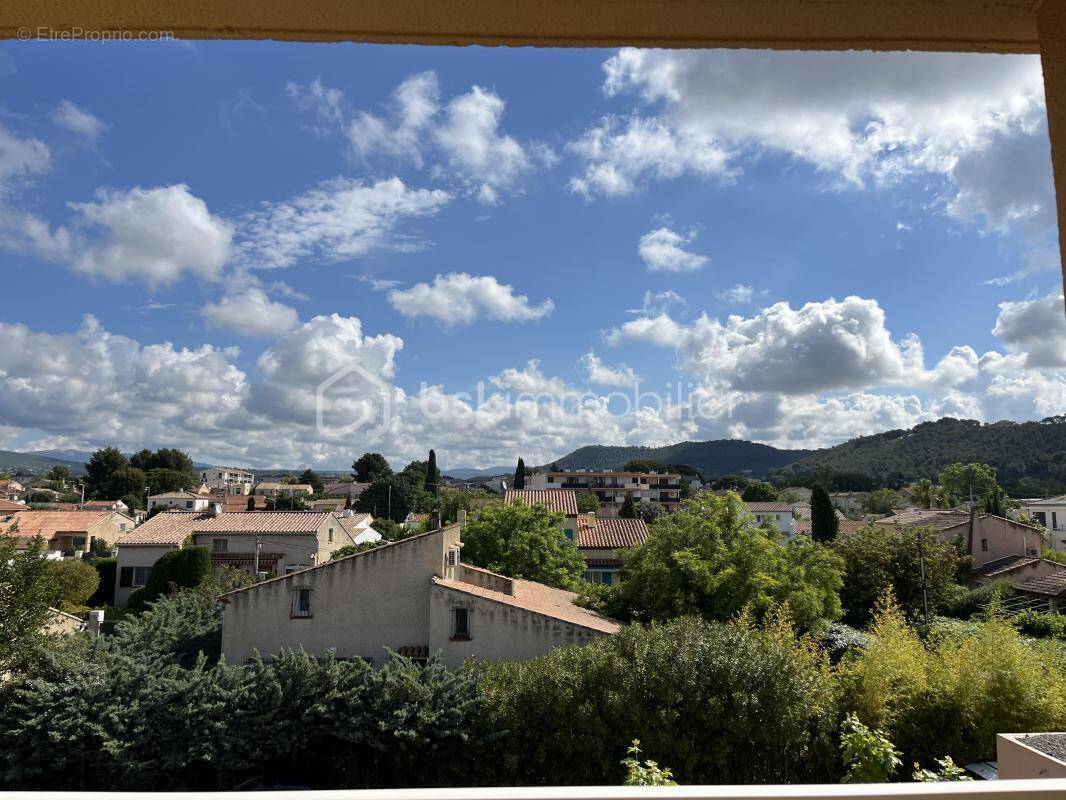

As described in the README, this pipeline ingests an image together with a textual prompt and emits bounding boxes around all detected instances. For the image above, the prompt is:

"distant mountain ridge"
[772,417,1066,492]
[0,450,88,475]
[545,440,815,479]
[442,466,513,479]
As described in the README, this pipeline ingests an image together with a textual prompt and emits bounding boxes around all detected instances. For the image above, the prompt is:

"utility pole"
[387,483,392,520]
[254,533,262,575]
[917,529,930,626]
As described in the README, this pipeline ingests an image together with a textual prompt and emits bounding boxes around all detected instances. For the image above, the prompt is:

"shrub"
[820,622,869,664]
[940,580,1014,620]
[1013,609,1066,640]
[111,590,224,668]
[127,546,211,612]
[482,615,839,785]
[46,559,100,611]
[840,594,1066,766]
[88,557,117,606]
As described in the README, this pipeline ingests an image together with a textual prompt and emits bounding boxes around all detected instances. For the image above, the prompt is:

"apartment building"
[254,482,314,498]
[527,468,683,516]
[199,466,255,495]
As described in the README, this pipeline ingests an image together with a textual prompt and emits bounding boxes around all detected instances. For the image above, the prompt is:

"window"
[328,527,334,543]
[185,500,193,509]
[291,587,312,618]
[981,538,988,552]
[119,566,151,588]
[451,607,471,640]
[212,538,227,552]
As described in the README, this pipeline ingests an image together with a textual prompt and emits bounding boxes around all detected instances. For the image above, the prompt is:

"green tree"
[46,465,72,484]
[863,488,899,515]
[105,466,146,503]
[513,457,526,490]
[810,484,839,542]
[127,547,212,612]
[425,449,440,493]
[712,474,749,491]
[461,501,586,590]
[47,560,100,611]
[609,492,843,630]
[912,478,934,510]
[439,489,472,524]
[356,475,420,522]
[352,452,392,483]
[85,447,128,498]
[741,480,778,502]
[370,517,404,540]
[119,492,142,512]
[834,525,968,626]
[633,499,667,523]
[88,557,117,606]
[330,541,384,560]
[576,491,599,513]
[0,532,59,674]
[246,495,256,511]
[938,462,999,506]
[619,494,637,518]
[299,468,325,495]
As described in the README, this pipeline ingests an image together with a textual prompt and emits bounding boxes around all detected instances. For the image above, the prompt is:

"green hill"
[545,440,814,479]
[770,417,1066,494]
[0,449,88,476]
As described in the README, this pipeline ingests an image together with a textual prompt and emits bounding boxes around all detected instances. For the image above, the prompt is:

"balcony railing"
[76,780,1066,799]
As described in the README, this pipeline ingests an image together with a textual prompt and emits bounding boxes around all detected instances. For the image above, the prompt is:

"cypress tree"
[810,484,838,542]
[514,458,526,490]
[246,495,256,511]
[619,493,637,519]
[425,449,439,493]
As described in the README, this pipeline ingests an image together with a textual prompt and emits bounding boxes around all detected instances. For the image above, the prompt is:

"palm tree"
[913,478,933,509]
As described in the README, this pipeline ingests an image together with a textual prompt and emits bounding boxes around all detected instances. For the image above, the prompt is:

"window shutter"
[119,566,134,588]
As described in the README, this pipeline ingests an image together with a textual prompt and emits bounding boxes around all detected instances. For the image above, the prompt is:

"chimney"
[457,509,467,524]
[211,502,223,517]
[86,609,104,637]
[968,504,979,555]
[342,508,353,518]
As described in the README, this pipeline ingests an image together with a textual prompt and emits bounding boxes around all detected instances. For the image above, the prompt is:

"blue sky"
[0,41,1064,469]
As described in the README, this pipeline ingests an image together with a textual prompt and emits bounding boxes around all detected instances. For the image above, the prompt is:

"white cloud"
[387,273,554,327]
[579,352,639,387]
[238,177,451,268]
[202,288,300,338]
[0,125,50,190]
[716,284,758,304]
[992,292,1066,368]
[348,71,440,165]
[627,289,686,316]
[611,295,979,395]
[571,48,1050,247]
[26,184,234,286]
[286,79,345,134]
[354,275,403,291]
[638,226,708,272]
[52,100,108,143]
[342,72,553,202]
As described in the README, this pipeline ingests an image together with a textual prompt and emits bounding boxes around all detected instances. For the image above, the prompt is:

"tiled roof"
[434,574,620,634]
[794,519,869,536]
[116,511,211,545]
[0,499,25,512]
[149,491,204,500]
[974,554,1041,577]
[117,510,332,545]
[744,501,794,513]
[1,510,114,539]
[875,509,972,531]
[1025,495,1066,506]
[577,516,649,549]
[1016,569,1066,598]
[504,489,578,516]
[337,512,373,534]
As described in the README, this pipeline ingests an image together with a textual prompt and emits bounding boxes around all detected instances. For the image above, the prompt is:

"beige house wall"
[429,584,607,668]
[220,527,460,665]
[998,734,1066,779]
[113,543,176,607]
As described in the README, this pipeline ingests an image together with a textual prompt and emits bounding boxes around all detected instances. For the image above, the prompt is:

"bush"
[46,559,100,611]
[111,590,224,668]
[1013,609,1066,640]
[88,557,116,606]
[127,547,211,612]
[482,615,839,784]
[0,648,485,791]
[840,595,1066,766]
[820,622,870,664]
[940,580,1014,620]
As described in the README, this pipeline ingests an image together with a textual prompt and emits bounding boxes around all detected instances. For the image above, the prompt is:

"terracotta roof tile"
[117,510,332,546]
[0,499,25,512]
[876,509,971,531]
[434,574,620,634]
[744,502,794,513]
[974,554,1041,577]
[1,510,117,540]
[504,489,578,516]
[1016,569,1066,598]
[794,519,869,536]
[116,511,211,545]
[577,516,649,549]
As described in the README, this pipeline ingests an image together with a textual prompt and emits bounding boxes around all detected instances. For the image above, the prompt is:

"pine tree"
[620,493,637,518]
[810,484,839,542]
[514,458,526,489]
[425,449,439,493]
